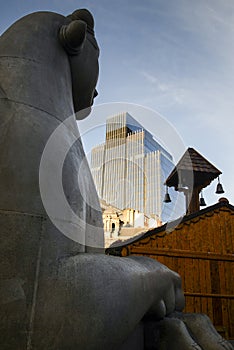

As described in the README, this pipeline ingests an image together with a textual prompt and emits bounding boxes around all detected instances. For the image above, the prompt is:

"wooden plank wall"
[125,207,234,339]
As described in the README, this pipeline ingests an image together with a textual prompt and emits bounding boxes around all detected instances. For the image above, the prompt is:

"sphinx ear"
[59,20,87,55]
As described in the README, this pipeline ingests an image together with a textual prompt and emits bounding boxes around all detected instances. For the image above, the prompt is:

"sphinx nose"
[93,89,98,98]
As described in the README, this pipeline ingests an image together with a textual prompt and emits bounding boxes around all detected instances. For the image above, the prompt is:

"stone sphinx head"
[0,8,104,249]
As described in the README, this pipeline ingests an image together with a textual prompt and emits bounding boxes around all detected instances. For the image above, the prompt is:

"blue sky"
[1,0,234,206]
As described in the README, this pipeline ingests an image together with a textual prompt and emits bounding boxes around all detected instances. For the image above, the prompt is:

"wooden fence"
[117,205,234,338]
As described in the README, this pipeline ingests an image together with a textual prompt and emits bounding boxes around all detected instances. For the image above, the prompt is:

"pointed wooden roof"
[165,147,222,189]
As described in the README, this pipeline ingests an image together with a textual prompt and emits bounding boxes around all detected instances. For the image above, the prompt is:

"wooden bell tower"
[165,148,222,215]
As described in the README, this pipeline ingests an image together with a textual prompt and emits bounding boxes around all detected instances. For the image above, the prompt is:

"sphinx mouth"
[75,106,92,120]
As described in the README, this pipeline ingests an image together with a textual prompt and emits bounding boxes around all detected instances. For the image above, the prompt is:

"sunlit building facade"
[91,112,183,222]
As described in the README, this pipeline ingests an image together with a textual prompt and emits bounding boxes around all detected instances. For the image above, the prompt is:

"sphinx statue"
[0,9,232,350]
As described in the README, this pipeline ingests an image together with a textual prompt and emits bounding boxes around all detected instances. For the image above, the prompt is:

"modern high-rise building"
[91,112,183,222]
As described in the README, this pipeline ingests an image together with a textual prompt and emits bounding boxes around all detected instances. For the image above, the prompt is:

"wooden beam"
[128,247,234,262]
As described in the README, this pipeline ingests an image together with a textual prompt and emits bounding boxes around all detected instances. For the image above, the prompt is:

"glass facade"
[91,112,184,222]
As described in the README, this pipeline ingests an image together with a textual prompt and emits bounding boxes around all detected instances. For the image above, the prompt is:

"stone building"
[100,199,162,247]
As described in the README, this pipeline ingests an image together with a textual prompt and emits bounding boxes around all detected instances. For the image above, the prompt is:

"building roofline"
[106,200,234,255]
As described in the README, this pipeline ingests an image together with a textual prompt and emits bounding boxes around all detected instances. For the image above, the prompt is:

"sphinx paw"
[173,313,233,350]
[158,317,202,350]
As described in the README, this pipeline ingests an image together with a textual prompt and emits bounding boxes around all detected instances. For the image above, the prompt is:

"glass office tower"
[91,112,183,222]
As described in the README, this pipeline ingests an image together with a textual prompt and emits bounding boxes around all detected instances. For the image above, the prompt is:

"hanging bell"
[164,187,171,203]
[199,196,206,206]
[199,191,206,206]
[216,177,224,194]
